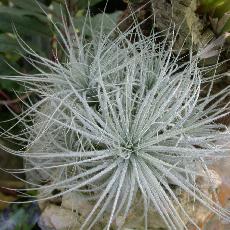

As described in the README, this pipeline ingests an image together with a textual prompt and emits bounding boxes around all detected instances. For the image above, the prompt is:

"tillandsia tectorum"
[1,5,230,230]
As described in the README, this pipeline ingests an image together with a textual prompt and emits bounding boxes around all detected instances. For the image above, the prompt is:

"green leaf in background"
[11,0,50,14]
[53,0,103,9]
[0,13,51,37]
[0,57,19,74]
[74,11,121,37]
[222,18,230,33]
[0,34,18,53]
[0,55,23,91]
[214,1,230,18]
[200,0,230,18]
[76,0,103,8]
[0,5,49,23]
[0,0,8,5]
[200,0,230,34]
[200,0,225,8]
[0,79,22,91]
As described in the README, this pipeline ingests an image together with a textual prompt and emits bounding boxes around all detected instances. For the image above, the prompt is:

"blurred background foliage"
[0,0,125,132]
[0,0,120,91]
[199,0,230,34]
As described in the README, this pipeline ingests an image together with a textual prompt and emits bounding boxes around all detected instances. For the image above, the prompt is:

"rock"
[61,192,93,218]
[38,170,223,229]
[38,204,80,230]
[196,169,222,193]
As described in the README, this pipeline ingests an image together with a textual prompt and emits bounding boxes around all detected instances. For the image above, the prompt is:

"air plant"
[0,5,230,230]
